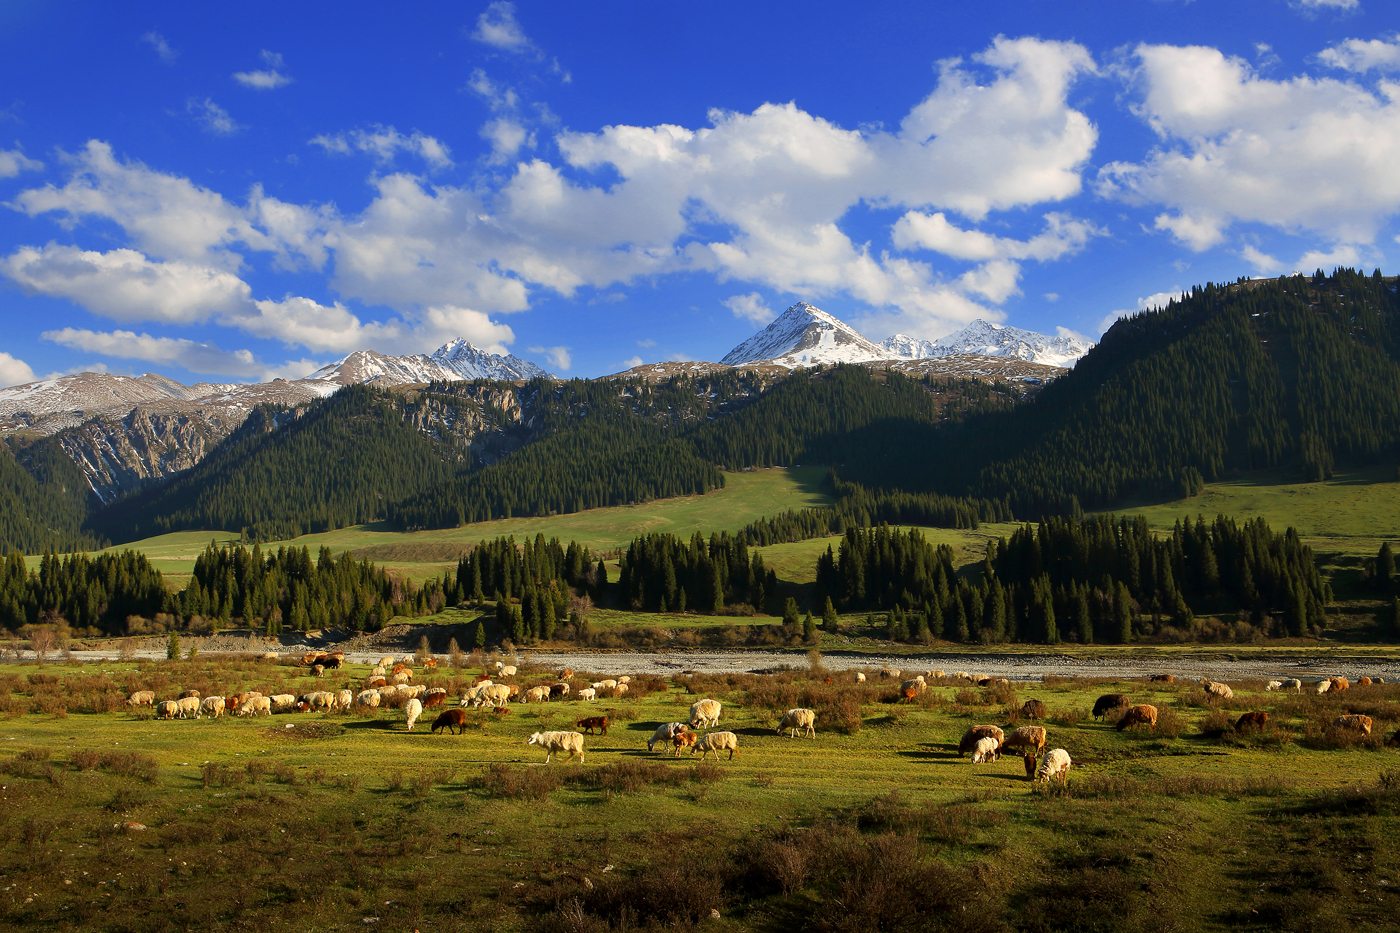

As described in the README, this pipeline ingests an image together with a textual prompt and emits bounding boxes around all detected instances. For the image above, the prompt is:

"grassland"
[1,654,1399,932]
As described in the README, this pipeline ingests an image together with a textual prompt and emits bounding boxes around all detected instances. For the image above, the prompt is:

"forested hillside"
[0,438,104,555]
[836,269,1400,516]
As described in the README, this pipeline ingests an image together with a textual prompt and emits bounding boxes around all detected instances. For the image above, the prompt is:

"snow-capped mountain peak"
[881,319,1093,368]
[308,341,553,385]
[721,302,890,368]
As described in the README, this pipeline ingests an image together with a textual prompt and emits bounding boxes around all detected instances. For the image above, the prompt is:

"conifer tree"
[821,596,839,631]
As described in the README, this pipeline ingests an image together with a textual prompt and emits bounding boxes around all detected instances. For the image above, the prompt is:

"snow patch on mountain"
[721,303,890,368]
[881,320,1093,368]
[307,340,553,385]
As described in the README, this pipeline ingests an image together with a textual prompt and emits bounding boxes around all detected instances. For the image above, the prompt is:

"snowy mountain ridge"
[880,319,1093,369]
[720,302,892,368]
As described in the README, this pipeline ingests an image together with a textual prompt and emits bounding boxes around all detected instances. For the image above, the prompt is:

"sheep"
[1333,714,1373,735]
[957,725,1005,757]
[366,676,388,690]
[689,698,722,729]
[392,671,412,686]
[1281,678,1303,693]
[238,696,272,717]
[155,700,179,720]
[473,684,512,709]
[577,687,597,702]
[1035,748,1072,783]
[1020,699,1047,720]
[612,683,629,699]
[198,696,226,719]
[432,709,469,735]
[1265,681,1284,692]
[648,722,689,752]
[1315,679,1332,695]
[527,731,585,764]
[576,715,609,736]
[1023,754,1038,778]
[1359,677,1373,686]
[422,688,448,709]
[550,682,571,699]
[1328,677,1350,693]
[1235,711,1269,732]
[900,687,918,704]
[591,679,618,692]
[126,690,155,708]
[853,672,866,683]
[268,694,298,713]
[405,698,423,731]
[178,689,201,700]
[312,664,325,678]
[900,677,927,695]
[1149,674,1176,684]
[303,691,335,712]
[778,708,817,739]
[461,683,493,706]
[692,731,739,762]
[175,696,201,719]
[1002,726,1047,757]
[423,658,438,670]
[379,655,395,668]
[970,736,1000,764]
[558,668,575,680]
[1092,694,1131,720]
[673,731,698,756]
[355,689,382,709]
[505,684,522,700]
[1116,704,1158,732]
[926,670,946,681]
[335,689,354,711]
[1200,680,1234,700]
[879,669,901,680]
[617,675,631,685]
[499,665,517,678]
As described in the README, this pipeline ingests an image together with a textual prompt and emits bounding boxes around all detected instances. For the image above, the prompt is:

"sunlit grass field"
[2,655,1399,931]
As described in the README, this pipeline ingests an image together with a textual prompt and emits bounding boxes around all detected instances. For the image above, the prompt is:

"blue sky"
[2,0,1399,385]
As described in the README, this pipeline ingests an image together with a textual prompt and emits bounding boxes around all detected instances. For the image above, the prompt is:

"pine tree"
[821,596,839,631]
[475,617,487,648]
[1114,582,1134,644]
[1391,596,1400,641]
[803,611,817,644]
[1074,587,1092,644]
[1379,542,1395,590]
[167,631,181,660]
[782,597,800,631]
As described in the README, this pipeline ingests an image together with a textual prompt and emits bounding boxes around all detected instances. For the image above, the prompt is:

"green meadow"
[1,655,1399,931]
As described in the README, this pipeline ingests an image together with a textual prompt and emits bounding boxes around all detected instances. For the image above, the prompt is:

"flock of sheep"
[120,657,1393,784]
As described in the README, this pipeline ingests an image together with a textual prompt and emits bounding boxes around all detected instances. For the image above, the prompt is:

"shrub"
[474,763,562,800]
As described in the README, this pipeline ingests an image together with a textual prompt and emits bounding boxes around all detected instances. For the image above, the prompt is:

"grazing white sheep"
[689,698,722,729]
[380,656,395,669]
[524,686,550,704]
[900,678,926,695]
[879,669,901,680]
[1201,680,1235,700]
[126,690,155,708]
[198,696,226,719]
[173,696,201,719]
[926,670,946,681]
[355,689,382,709]
[405,698,423,731]
[577,687,597,702]
[304,691,335,711]
[777,708,817,739]
[156,700,179,720]
[473,684,512,708]
[238,696,272,717]
[970,736,1000,764]
[1316,679,1332,695]
[648,722,689,752]
[499,665,517,678]
[335,689,354,711]
[527,731,585,764]
[1281,678,1302,693]
[1035,748,1072,783]
[853,672,866,683]
[612,683,629,698]
[592,679,618,691]
[392,671,412,686]
[617,675,631,685]
[693,731,739,762]
[268,694,298,713]
[1265,681,1283,692]
[1002,726,1048,757]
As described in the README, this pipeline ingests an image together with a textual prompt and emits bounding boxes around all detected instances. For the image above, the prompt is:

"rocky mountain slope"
[720,302,890,367]
[881,319,1094,368]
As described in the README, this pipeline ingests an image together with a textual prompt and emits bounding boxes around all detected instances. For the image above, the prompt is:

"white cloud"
[481,119,532,162]
[1318,35,1400,72]
[1294,0,1359,9]
[1100,43,1400,252]
[471,2,534,53]
[722,293,774,326]
[310,125,453,170]
[185,98,243,136]
[0,147,42,178]
[233,50,292,90]
[622,355,643,368]
[1097,289,1187,335]
[466,69,520,111]
[1298,243,1366,271]
[0,352,36,388]
[636,338,656,348]
[141,31,178,63]
[243,297,515,356]
[1,244,252,323]
[892,210,1101,261]
[528,345,571,371]
[1241,244,1281,274]
[41,328,316,381]
[1044,292,1060,302]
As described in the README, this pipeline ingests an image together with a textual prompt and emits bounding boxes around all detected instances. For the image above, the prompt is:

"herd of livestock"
[120,655,1393,783]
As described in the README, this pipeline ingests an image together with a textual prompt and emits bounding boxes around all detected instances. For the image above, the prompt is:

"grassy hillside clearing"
[2,655,1400,931]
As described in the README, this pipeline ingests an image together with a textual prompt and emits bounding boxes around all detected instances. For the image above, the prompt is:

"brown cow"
[1093,694,1131,720]
[1116,704,1158,732]
[672,731,698,757]
[1235,711,1269,732]
[1020,699,1047,720]
[576,715,609,736]
[431,709,469,735]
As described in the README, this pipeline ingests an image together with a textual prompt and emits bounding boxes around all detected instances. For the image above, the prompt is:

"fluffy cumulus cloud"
[310,125,453,170]
[0,147,42,178]
[1318,35,1400,72]
[41,328,316,381]
[528,345,571,371]
[233,51,293,90]
[1097,289,1188,335]
[1100,43,1400,252]
[1,245,253,323]
[722,293,774,325]
[0,352,36,388]
[471,2,535,53]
